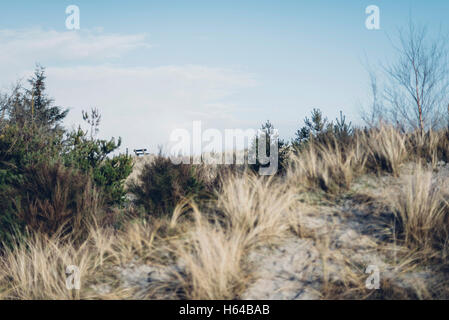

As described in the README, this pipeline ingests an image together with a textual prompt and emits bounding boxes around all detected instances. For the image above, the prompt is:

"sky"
[1,0,448,154]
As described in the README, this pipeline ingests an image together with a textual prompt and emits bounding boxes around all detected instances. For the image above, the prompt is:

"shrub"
[63,109,133,206]
[292,109,354,153]
[0,70,132,244]
[129,154,211,216]
[0,123,65,246]
[11,161,101,241]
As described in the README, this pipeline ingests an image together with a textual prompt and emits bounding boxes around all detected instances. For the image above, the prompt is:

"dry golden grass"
[1,126,449,300]
[216,172,297,247]
[171,172,300,299]
[287,138,364,194]
[0,172,300,300]
[384,164,449,251]
[0,218,181,300]
[0,232,119,300]
[174,219,248,300]
[408,131,440,167]
[362,125,407,176]
[406,129,449,167]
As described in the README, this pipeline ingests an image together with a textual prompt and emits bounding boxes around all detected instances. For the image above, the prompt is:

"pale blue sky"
[1,1,448,152]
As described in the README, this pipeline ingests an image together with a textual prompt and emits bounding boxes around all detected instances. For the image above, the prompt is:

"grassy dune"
[1,125,449,300]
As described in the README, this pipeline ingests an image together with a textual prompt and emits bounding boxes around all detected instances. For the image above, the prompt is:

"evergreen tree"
[7,65,68,131]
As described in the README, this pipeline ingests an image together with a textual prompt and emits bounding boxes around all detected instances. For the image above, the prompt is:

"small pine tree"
[333,111,353,142]
[292,108,331,150]
[292,109,353,151]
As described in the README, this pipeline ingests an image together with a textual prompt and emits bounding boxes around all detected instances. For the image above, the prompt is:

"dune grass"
[1,126,449,300]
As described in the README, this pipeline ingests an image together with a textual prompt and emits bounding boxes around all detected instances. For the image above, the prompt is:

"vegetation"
[0,66,132,245]
[1,21,449,300]
[63,108,133,206]
[128,152,213,216]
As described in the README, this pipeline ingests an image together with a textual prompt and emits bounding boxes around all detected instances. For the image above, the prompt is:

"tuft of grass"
[0,232,112,300]
[216,172,297,247]
[385,164,449,252]
[406,129,449,167]
[172,172,300,299]
[363,125,407,176]
[287,138,363,194]
[175,219,248,300]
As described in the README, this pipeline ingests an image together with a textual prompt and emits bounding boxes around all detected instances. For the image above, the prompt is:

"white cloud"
[0,28,258,154]
[0,27,150,83]
[44,65,257,153]
[0,27,150,60]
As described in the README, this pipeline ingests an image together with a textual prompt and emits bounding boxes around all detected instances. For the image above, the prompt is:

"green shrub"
[1,66,72,244]
[63,109,133,206]
[129,154,211,216]
[0,186,22,248]
[292,109,354,152]
[0,123,64,246]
